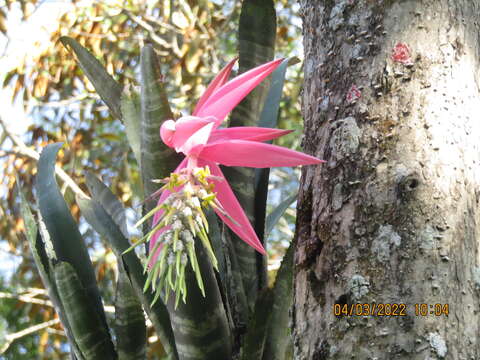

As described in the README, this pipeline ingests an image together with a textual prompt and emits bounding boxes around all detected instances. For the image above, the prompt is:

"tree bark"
[294,1,480,359]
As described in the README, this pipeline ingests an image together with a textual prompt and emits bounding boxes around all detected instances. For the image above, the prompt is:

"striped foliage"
[21,4,298,358]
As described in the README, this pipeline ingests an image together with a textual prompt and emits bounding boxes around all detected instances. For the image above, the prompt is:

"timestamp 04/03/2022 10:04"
[333,303,450,317]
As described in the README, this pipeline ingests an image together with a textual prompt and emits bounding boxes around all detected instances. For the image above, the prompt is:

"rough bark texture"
[294,1,480,359]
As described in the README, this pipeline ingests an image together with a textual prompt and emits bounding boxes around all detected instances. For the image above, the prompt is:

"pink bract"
[152,58,324,255]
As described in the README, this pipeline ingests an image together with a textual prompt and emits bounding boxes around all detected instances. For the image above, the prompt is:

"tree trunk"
[294,1,480,359]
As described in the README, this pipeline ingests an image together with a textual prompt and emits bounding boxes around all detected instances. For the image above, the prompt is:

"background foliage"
[0,0,302,358]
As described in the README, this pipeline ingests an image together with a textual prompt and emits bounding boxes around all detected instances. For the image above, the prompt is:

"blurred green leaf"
[18,181,50,301]
[85,172,128,237]
[121,89,142,167]
[60,36,123,120]
[84,174,148,359]
[257,58,291,129]
[265,192,297,239]
[17,178,37,244]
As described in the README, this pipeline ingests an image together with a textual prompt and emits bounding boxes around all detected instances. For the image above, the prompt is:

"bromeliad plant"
[129,58,322,305]
[18,1,319,359]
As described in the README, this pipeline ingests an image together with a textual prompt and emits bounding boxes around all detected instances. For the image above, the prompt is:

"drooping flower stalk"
[126,165,227,307]
[126,58,324,307]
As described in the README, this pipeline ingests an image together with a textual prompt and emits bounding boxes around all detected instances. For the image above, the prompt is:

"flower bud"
[197,189,208,199]
[167,252,175,265]
[164,231,173,243]
[174,241,184,252]
[173,199,184,210]
[182,206,193,217]
[181,230,194,243]
[172,219,183,230]
[163,194,174,205]
[189,197,201,208]
[183,183,194,196]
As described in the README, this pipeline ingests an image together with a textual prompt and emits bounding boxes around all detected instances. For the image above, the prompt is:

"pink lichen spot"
[346,84,361,103]
[391,43,413,65]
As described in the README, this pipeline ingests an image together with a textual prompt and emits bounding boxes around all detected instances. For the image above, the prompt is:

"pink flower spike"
[195,58,284,123]
[136,58,326,304]
[150,59,324,258]
[193,58,238,116]
[200,159,266,254]
[209,127,293,143]
[199,139,324,168]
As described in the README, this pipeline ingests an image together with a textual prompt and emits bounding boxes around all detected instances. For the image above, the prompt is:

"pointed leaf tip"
[60,37,123,120]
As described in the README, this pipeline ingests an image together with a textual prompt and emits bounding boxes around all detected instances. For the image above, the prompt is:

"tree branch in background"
[0,116,88,198]
[0,291,54,307]
[0,319,61,355]
[122,10,174,50]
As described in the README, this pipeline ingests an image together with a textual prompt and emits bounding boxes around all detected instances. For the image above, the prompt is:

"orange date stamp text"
[333,303,449,317]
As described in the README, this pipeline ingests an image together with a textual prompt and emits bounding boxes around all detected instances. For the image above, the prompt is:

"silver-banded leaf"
[35,143,112,344]
[202,210,239,333]
[239,243,294,360]
[18,182,50,282]
[54,262,117,360]
[139,44,181,212]
[224,0,277,313]
[115,267,147,360]
[213,232,249,337]
[231,0,277,129]
[166,241,232,360]
[264,192,298,239]
[121,89,142,167]
[75,194,178,359]
[262,243,294,360]
[205,209,226,283]
[85,172,128,238]
[60,36,123,120]
[18,182,84,359]
[17,179,37,245]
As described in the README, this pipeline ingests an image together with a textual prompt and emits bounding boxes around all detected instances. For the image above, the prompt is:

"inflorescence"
[124,166,222,308]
